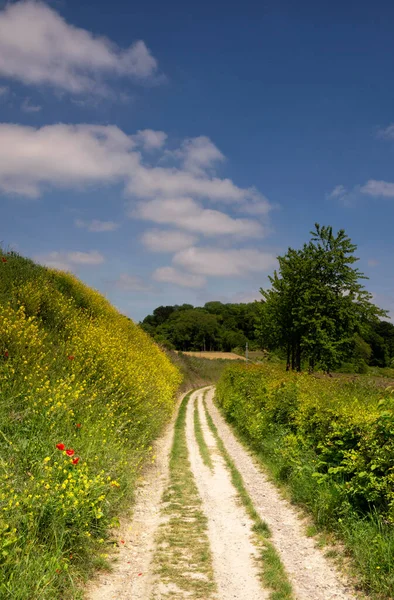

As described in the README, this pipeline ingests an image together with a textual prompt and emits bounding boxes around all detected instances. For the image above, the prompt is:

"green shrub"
[216,363,394,598]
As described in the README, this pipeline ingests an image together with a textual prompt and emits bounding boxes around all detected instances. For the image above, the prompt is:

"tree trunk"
[291,343,296,370]
[296,341,301,371]
[286,343,291,371]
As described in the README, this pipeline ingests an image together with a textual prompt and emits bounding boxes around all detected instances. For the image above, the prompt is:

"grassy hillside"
[216,363,394,598]
[0,250,180,599]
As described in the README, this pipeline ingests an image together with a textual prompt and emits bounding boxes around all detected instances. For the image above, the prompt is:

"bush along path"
[87,387,358,600]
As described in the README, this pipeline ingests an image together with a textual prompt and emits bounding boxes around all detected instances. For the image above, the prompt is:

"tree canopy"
[140,301,260,351]
[256,224,388,372]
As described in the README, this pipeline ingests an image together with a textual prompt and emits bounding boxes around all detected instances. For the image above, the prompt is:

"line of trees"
[140,301,260,352]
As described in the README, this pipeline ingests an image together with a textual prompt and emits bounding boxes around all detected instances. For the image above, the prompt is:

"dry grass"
[180,351,245,361]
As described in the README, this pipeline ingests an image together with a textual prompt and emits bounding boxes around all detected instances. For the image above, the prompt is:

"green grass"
[193,396,214,472]
[153,392,216,599]
[202,397,293,600]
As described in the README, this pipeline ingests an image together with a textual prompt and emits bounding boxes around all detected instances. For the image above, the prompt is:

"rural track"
[86,387,357,600]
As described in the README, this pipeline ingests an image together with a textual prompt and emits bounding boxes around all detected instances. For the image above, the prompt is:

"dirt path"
[86,386,357,600]
[204,387,356,600]
[186,389,269,600]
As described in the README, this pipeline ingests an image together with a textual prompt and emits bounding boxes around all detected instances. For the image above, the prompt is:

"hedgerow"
[216,363,394,598]
[0,250,181,599]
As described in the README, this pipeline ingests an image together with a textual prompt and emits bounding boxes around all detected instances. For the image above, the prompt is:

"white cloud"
[177,136,224,175]
[127,164,260,203]
[240,196,274,215]
[142,229,198,252]
[115,273,152,292]
[0,123,135,197]
[75,219,119,232]
[377,124,394,139]
[67,251,104,264]
[153,266,206,288]
[229,291,262,303]
[21,97,42,113]
[135,197,263,237]
[0,86,9,97]
[0,124,270,214]
[360,180,394,198]
[133,129,167,150]
[34,250,104,271]
[173,247,277,277]
[328,184,346,199]
[0,0,158,95]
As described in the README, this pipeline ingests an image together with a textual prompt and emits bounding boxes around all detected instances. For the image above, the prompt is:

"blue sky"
[1,0,394,321]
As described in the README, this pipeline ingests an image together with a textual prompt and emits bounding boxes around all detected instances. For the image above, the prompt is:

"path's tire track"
[205,387,357,600]
[186,389,269,600]
[85,394,180,600]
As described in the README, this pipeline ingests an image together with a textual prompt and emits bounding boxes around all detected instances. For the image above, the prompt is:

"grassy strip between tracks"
[202,393,294,600]
[194,395,214,472]
[152,391,216,599]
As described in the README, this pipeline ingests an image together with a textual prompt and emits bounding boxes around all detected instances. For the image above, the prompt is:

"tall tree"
[257,224,387,372]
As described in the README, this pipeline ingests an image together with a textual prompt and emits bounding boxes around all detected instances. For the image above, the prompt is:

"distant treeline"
[140,301,260,352]
[141,299,394,370]
[141,224,394,372]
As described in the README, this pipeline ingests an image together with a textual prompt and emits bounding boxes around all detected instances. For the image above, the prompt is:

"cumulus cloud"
[142,229,198,252]
[115,273,153,292]
[0,0,158,95]
[328,184,347,199]
[172,247,277,277]
[360,180,394,198]
[176,136,225,175]
[135,197,263,237]
[75,219,119,232]
[127,164,259,203]
[0,123,269,213]
[34,250,104,271]
[133,129,167,150]
[153,266,206,288]
[0,123,135,197]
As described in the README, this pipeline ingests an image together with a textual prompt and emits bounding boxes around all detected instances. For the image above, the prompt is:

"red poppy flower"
[76,423,81,429]
[67,355,75,361]
[66,449,75,457]
[1,258,7,263]
[4,351,9,358]
[72,457,80,465]
[56,443,65,451]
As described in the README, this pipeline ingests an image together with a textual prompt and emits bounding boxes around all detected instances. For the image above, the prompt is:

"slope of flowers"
[216,363,394,598]
[0,251,181,599]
